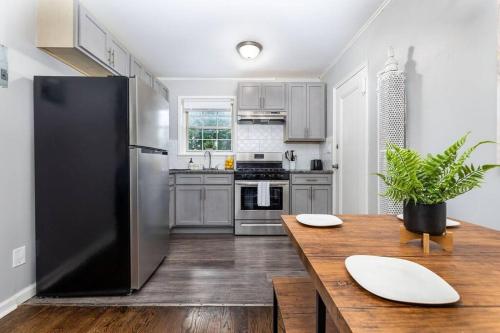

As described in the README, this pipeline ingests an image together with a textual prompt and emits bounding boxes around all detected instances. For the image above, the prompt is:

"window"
[179,97,235,154]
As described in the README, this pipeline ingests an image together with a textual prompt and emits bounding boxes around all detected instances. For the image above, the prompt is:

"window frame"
[178,96,237,156]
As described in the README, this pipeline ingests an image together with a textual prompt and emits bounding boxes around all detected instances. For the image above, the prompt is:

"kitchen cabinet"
[291,174,332,215]
[130,57,144,79]
[107,37,130,76]
[204,186,233,226]
[78,5,108,66]
[238,83,261,110]
[154,79,169,101]
[238,82,286,111]
[37,1,152,79]
[311,185,332,214]
[291,185,311,215]
[175,185,204,225]
[174,173,234,227]
[285,83,326,142]
[169,186,175,228]
[262,83,286,110]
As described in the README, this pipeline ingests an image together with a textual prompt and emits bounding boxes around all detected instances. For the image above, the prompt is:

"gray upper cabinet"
[291,185,311,214]
[287,83,308,140]
[108,37,129,76]
[286,83,326,142]
[204,186,233,226]
[78,6,108,65]
[262,83,286,110]
[307,84,326,140]
[311,185,332,214]
[142,70,153,87]
[238,83,261,110]
[130,57,143,78]
[238,82,286,111]
[175,186,204,225]
[38,1,160,80]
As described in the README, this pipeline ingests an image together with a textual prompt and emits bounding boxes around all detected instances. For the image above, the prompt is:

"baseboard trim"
[171,227,234,234]
[0,283,36,319]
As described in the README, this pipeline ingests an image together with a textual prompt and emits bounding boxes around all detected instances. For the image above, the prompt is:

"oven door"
[235,181,289,220]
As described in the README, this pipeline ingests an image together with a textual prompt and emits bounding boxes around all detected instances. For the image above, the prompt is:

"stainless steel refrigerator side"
[128,77,169,150]
[129,147,170,290]
[129,147,140,289]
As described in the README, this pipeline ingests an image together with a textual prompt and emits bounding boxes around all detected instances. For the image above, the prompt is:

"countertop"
[170,169,234,174]
[170,169,332,174]
[289,170,333,174]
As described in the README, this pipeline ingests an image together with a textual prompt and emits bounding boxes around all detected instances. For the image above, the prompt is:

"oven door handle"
[235,181,290,186]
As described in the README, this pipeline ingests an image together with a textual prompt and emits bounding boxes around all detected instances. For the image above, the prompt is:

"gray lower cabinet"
[174,174,234,227]
[175,185,204,225]
[169,186,175,228]
[311,185,332,214]
[291,185,311,214]
[291,174,332,214]
[204,186,233,225]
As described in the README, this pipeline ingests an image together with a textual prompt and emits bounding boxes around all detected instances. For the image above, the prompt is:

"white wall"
[321,0,500,229]
[163,79,321,170]
[0,0,79,310]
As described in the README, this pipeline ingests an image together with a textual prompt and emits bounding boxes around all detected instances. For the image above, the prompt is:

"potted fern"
[377,133,499,235]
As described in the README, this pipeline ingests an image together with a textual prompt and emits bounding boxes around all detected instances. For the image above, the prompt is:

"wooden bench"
[272,277,335,333]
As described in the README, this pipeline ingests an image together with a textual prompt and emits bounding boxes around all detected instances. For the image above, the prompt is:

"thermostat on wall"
[0,44,8,88]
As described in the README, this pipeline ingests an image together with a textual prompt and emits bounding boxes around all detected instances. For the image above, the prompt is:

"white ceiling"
[80,0,385,78]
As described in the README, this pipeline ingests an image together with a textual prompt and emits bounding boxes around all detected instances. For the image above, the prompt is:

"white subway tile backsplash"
[238,139,259,152]
[259,140,284,152]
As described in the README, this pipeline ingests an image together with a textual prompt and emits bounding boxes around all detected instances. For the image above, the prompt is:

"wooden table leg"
[273,288,278,333]
[316,291,326,333]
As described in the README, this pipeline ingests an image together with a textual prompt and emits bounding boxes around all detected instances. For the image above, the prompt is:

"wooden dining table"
[281,215,500,333]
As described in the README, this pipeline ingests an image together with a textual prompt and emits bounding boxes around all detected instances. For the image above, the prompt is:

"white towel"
[257,182,270,207]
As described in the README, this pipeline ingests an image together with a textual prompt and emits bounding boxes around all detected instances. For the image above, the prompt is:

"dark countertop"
[289,170,334,174]
[170,169,234,174]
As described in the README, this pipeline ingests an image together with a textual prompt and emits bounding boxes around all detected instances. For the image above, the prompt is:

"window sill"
[177,152,235,157]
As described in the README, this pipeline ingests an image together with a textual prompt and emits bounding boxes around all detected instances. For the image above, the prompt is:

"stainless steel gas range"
[234,153,289,235]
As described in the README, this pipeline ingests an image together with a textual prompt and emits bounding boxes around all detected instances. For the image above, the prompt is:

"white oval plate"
[345,255,460,305]
[396,214,460,228]
[296,214,343,227]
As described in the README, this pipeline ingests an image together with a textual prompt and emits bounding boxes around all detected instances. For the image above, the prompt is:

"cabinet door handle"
[306,179,318,182]
[112,49,115,67]
[312,188,315,201]
[262,96,265,108]
[107,49,112,64]
[202,188,205,201]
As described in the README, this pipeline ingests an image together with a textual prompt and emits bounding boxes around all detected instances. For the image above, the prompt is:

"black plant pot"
[403,202,447,236]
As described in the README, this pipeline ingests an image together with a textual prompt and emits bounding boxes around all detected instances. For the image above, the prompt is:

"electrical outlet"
[12,246,26,268]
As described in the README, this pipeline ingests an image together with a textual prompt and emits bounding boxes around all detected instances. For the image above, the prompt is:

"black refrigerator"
[34,76,170,296]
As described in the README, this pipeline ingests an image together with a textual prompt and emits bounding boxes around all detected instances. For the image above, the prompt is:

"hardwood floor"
[0,305,272,333]
[28,234,306,306]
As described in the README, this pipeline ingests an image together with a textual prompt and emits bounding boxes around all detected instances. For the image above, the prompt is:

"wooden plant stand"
[400,225,453,255]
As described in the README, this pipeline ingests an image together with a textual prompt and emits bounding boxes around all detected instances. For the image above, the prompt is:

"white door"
[335,67,368,214]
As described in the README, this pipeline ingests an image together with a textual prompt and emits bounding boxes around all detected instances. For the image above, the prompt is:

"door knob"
[332,164,339,170]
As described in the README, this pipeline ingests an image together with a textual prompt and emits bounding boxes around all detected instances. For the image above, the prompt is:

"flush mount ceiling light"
[236,41,263,60]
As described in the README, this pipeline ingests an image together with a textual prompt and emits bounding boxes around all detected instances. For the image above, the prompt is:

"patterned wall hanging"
[377,47,407,214]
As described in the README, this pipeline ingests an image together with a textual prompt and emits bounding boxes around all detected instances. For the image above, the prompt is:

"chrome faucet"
[203,150,212,170]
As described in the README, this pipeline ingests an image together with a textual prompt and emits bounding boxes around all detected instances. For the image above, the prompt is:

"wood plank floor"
[0,305,272,333]
[28,234,306,306]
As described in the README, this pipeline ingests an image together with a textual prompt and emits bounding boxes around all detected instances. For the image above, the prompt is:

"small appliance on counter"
[285,150,297,170]
[310,159,323,170]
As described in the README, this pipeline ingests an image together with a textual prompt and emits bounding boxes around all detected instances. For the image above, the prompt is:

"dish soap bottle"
[188,158,194,170]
